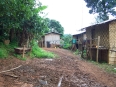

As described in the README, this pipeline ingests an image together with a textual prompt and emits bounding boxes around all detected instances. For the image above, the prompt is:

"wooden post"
[22,45,25,58]
[96,36,100,62]
[86,39,88,58]
[90,38,92,60]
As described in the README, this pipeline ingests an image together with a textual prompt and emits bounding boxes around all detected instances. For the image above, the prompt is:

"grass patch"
[74,49,82,55]
[13,54,27,61]
[0,41,18,59]
[30,41,55,58]
[0,48,8,59]
[0,43,9,59]
[88,60,116,74]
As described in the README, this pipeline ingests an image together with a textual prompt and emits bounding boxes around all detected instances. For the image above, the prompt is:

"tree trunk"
[18,28,28,47]
[9,29,15,42]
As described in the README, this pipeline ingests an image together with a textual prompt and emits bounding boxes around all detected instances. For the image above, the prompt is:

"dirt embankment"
[0,48,116,87]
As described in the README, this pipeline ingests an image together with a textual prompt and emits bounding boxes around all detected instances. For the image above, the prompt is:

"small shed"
[81,18,116,64]
[39,32,61,48]
[73,32,86,51]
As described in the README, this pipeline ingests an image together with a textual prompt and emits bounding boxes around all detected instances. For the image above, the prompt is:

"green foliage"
[62,34,72,49]
[13,54,27,61]
[63,44,71,49]
[0,47,8,59]
[0,0,48,44]
[74,49,79,55]
[45,18,64,35]
[30,41,55,58]
[0,41,18,59]
[84,0,116,21]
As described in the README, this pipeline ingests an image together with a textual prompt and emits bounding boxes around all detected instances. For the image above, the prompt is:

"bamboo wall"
[109,21,116,64]
[86,24,109,63]
[94,24,109,48]
[86,24,109,48]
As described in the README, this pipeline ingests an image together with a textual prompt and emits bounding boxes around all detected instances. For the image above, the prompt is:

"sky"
[39,0,96,34]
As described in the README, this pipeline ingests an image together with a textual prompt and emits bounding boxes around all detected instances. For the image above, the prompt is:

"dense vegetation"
[84,0,116,21]
[0,0,48,46]
[0,0,57,59]
[45,18,64,35]
[62,34,72,49]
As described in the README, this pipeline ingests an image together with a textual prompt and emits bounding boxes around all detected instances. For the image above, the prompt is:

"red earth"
[0,48,116,87]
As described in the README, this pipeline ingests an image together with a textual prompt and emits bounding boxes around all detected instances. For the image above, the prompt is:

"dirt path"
[0,48,116,87]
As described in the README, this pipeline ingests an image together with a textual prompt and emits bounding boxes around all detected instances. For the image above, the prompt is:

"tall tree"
[0,0,47,46]
[84,0,116,21]
[45,18,64,35]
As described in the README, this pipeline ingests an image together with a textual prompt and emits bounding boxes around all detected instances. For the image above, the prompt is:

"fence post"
[22,45,25,58]
[96,36,100,62]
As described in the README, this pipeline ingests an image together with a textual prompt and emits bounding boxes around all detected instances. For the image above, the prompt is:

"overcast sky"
[39,0,96,34]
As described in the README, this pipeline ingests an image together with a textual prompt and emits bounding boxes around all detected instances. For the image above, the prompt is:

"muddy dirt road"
[0,48,116,87]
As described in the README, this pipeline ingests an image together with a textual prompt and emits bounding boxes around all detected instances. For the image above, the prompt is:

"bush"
[63,44,71,49]
[0,42,8,58]
[0,48,8,59]
[30,41,55,58]
[62,34,72,49]
[0,41,18,59]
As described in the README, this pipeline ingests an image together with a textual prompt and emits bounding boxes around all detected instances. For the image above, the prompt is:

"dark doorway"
[47,41,50,48]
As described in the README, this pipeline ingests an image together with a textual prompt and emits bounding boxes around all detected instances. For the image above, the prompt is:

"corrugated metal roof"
[44,32,62,35]
[72,31,86,36]
[81,18,116,30]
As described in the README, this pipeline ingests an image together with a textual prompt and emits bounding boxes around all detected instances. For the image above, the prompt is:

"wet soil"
[0,48,116,87]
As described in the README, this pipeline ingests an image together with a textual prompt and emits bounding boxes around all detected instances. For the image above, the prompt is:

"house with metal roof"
[81,18,116,64]
[39,32,62,48]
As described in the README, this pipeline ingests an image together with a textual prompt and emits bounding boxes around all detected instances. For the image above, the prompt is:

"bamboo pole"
[0,65,22,74]
[96,36,100,62]
[22,45,25,58]
[57,76,63,87]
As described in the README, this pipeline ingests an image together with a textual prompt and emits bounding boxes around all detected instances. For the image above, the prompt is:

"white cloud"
[40,0,95,34]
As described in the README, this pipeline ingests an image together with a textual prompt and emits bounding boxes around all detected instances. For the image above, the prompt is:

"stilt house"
[81,18,116,64]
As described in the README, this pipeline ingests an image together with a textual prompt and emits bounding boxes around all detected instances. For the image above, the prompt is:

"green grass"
[0,48,8,59]
[30,41,55,58]
[0,41,18,59]
[0,42,9,59]
[63,43,71,49]
[13,54,27,61]
[0,40,55,60]
[74,49,82,55]
[88,60,116,74]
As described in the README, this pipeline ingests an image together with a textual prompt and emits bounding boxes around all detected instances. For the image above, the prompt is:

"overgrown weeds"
[30,41,55,58]
[0,41,18,59]
[74,49,81,55]
[89,60,116,74]
[0,42,10,59]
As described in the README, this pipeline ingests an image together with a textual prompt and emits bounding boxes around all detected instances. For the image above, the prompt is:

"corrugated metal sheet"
[81,18,116,30]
